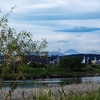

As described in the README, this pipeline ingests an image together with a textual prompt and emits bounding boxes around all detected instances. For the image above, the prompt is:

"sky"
[0,0,100,53]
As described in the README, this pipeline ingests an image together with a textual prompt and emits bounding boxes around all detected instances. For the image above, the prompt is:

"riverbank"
[28,73,100,79]
[1,64,100,80]
[0,82,100,100]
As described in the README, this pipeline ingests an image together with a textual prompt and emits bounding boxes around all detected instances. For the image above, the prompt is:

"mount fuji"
[63,49,79,55]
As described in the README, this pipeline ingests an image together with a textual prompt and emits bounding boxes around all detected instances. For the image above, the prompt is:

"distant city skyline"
[0,0,100,53]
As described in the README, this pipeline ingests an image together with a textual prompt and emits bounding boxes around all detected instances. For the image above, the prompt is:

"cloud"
[76,36,81,37]
[10,12,100,22]
[1,0,100,20]
[55,27,100,33]
[1,0,100,53]
[29,4,58,9]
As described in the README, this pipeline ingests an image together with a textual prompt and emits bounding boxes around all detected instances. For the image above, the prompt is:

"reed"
[0,83,100,100]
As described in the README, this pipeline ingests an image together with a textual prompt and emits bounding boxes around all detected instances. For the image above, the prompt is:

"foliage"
[59,57,70,68]
[68,57,82,69]
[0,8,47,76]
[38,63,46,68]
[28,62,46,68]
[34,39,48,55]
[1,64,100,79]
[0,8,47,99]
[28,61,38,68]
[59,57,85,69]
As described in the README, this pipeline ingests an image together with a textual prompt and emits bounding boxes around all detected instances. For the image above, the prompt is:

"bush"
[28,62,38,68]
[38,63,46,68]
[59,57,70,68]
[28,62,46,68]
[68,57,82,69]
[91,64,97,68]
[81,63,86,67]
[59,57,83,70]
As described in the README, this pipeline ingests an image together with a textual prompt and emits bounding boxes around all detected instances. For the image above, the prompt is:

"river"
[2,76,100,90]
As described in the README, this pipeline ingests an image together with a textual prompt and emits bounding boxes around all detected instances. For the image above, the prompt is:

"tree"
[68,57,82,69]
[59,57,83,70]
[0,7,47,99]
[42,51,48,64]
[0,8,47,79]
[59,57,70,68]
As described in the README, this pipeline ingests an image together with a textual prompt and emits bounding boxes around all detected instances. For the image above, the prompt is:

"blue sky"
[0,0,100,53]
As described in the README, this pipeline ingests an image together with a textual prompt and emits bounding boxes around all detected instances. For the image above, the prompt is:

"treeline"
[59,57,86,69]
[27,56,86,69]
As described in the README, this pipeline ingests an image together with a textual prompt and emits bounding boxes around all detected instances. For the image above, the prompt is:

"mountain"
[63,49,79,55]
[48,51,65,56]
[89,50,98,54]
[27,49,80,56]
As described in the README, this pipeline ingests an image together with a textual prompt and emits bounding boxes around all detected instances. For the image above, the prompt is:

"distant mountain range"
[48,51,65,56]
[48,49,79,56]
[89,50,98,54]
[29,49,99,56]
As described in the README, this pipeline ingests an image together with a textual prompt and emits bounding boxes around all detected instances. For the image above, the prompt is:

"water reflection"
[82,76,100,83]
[2,77,100,90]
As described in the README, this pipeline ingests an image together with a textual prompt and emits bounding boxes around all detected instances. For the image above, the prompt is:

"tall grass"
[0,83,100,100]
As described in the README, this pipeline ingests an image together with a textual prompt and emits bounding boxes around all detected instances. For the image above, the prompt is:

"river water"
[2,76,100,90]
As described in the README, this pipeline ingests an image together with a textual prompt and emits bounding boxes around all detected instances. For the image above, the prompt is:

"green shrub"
[38,63,46,68]
[91,64,97,68]
[28,61,38,68]
[59,57,70,68]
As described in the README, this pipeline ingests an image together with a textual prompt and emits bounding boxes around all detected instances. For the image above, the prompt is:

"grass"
[0,83,100,100]
[23,64,100,79]
[1,64,100,99]
[1,64,100,79]
[22,87,100,100]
